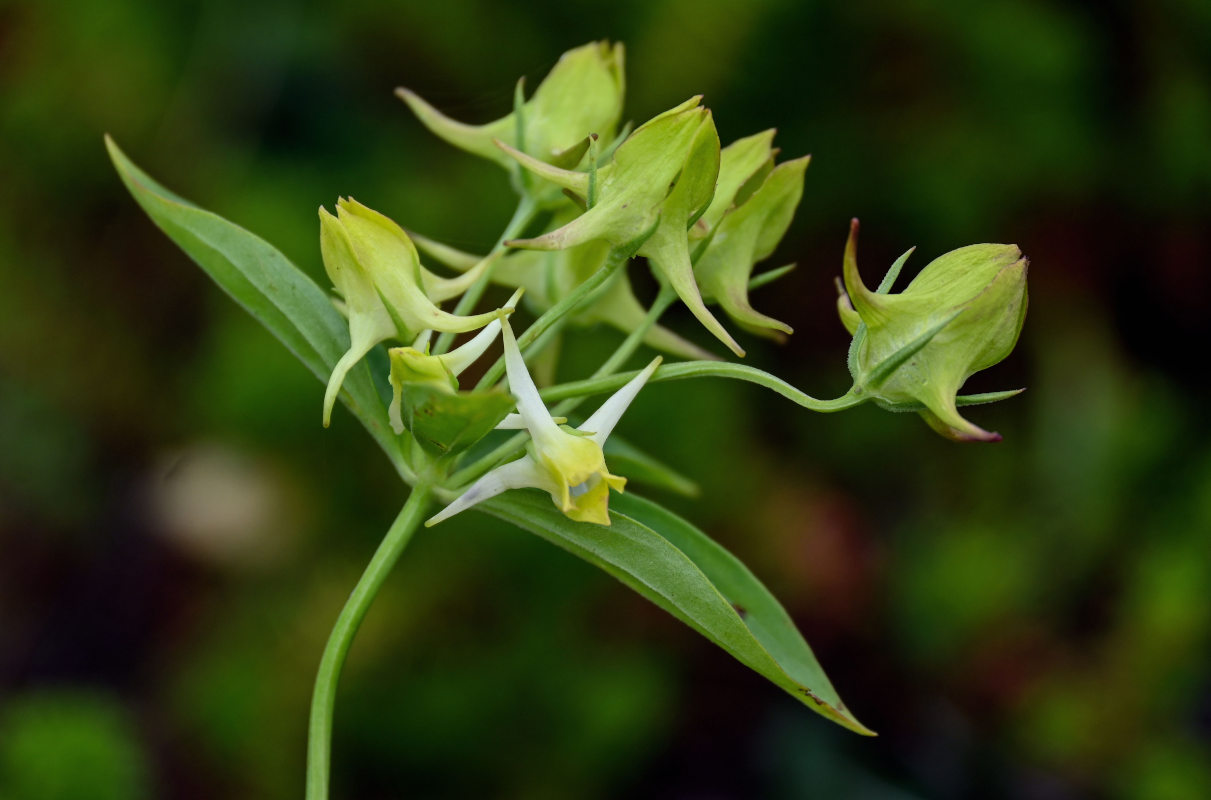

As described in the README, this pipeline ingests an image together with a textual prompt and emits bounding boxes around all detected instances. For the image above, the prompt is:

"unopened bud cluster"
[315,40,1029,523]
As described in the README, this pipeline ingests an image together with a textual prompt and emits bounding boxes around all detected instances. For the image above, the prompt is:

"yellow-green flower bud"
[501,98,746,356]
[397,41,624,170]
[838,220,1028,442]
[692,129,776,238]
[318,197,498,426]
[695,155,809,339]
[386,290,522,434]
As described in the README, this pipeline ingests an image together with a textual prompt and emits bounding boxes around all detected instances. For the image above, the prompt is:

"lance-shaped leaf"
[397,41,625,168]
[105,137,403,473]
[838,220,1029,441]
[695,156,809,338]
[482,490,873,735]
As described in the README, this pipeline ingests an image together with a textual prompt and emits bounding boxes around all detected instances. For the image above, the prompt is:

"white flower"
[426,316,660,527]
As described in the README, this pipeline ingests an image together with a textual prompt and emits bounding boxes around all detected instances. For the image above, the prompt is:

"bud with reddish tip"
[836,220,1028,442]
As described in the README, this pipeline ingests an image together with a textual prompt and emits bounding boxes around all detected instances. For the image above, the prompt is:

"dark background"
[2,1,1210,798]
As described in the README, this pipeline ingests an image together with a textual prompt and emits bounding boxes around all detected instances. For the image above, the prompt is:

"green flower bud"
[837,220,1028,442]
[384,290,525,455]
[692,129,776,237]
[318,197,498,427]
[501,98,747,356]
[397,41,624,170]
[695,154,809,339]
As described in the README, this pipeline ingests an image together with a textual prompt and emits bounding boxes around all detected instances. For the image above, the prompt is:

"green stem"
[432,197,538,355]
[555,285,676,416]
[306,484,433,800]
[540,363,867,411]
[473,245,631,390]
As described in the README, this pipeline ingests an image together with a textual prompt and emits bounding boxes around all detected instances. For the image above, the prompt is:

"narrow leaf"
[483,491,873,735]
[106,136,402,472]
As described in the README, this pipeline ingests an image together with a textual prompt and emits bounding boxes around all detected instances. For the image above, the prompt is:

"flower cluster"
[315,40,1029,525]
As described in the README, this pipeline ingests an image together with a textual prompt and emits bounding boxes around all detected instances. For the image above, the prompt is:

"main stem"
[305,484,433,800]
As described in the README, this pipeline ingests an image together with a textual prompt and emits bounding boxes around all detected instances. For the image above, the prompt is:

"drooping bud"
[692,129,777,237]
[397,41,625,171]
[384,290,524,454]
[838,220,1028,442]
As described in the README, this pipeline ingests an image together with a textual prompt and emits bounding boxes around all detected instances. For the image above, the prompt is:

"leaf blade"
[106,136,402,470]
[482,490,873,735]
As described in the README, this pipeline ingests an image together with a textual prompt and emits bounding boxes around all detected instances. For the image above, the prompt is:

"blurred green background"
[2,0,1210,797]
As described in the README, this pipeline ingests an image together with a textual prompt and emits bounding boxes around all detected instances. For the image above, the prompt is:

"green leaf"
[602,436,699,498]
[482,490,874,735]
[105,136,403,473]
[398,384,515,456]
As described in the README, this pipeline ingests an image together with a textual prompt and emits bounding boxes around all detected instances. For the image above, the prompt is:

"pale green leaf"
[106,136,403,473]
[483,490,873,735]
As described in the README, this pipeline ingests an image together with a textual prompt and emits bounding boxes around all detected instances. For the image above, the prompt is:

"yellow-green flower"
[386,289,523,434]
[397,41,624,170]
[426,316,660,527]
[500,97,745,356]
[319,197,498,426]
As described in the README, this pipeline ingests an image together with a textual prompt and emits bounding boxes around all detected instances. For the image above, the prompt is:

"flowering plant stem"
[473,242,635,390]
[306,483,434,800]
[432,196,539,355]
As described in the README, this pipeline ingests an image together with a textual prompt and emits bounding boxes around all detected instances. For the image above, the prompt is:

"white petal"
[441,289,523,377]
[495,413,567,430]
[425,457,547,526]
[500,316,564,447]
[581,356,662,446]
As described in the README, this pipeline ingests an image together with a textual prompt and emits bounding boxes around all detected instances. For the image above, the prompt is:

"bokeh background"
[3,0,1210,798]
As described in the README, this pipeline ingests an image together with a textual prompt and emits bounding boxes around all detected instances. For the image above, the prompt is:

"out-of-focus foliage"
[1,0,1209,798]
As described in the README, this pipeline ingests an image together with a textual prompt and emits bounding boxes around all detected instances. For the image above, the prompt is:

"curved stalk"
[539,362,865,410]
[306,485,434,800]
[472,245,632,390]
[432,197,538,355]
